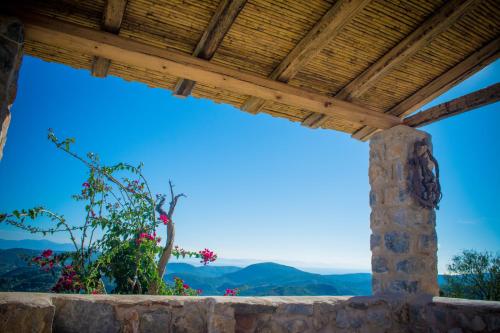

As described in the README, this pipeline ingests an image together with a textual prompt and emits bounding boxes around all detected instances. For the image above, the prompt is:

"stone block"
[139,309,171,333]
[370,234,382,251]
[389,280,419,294]
[53,298,120,333]
[396,258,426,274]
[418,232,437,254]
[384,231,410,254]
[0,293,54,333]
[372,256,389,273]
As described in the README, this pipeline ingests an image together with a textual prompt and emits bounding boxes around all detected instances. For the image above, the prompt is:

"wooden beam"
[240,0,371,114]
[307,0,481,129]
[91,0,128,78]
[22,14,401,130]
[352,36,500,140]
[174,0,246,97]
[403,83,500,128]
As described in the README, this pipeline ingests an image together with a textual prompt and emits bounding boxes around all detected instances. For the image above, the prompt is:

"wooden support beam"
[91,0,127,78]
[174,0,246,97]
[240,0,371,114]
[22,14,401,130]
[352,36,500,140]
[403,83,500,128]
[306,0,481,129]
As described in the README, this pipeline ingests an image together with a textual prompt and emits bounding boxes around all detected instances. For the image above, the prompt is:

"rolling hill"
[0,239,378,296]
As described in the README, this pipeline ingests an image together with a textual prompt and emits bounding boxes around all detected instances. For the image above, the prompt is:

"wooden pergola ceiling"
[6,0,500,139]
[90,0,128,78]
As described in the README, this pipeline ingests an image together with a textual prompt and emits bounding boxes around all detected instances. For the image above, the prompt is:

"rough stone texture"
[0,293,54,333]
[0,16,23,161]
[409,297,500,333]
[369,125,438,296]
[1,293,500,332]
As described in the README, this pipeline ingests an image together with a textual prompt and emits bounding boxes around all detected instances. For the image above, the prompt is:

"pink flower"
[224,288,239,296]
[82,182,90,188]
[137,232,156,244]
[183,284,190,289]
[199,248,217,265]
[160,214,170,225]
[42,249,53,258]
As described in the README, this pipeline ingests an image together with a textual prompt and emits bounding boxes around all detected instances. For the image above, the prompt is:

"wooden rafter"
[403,83,500,128]
[240,0,371,114]
[91,0,128,78]
[22,14,402,130]
[305,0,481,129]
[173,0,247,97]
[352,36,500,140]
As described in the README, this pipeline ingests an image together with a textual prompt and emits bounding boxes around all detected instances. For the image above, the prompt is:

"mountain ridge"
[0,239,440,296]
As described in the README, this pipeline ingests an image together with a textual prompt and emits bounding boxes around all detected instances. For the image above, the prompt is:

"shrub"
[0,130,216,295]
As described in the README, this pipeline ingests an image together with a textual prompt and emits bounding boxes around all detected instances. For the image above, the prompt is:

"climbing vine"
[0,130,217,295]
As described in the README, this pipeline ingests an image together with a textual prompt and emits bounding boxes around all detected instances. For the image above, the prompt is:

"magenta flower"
[223,288,239,296]
[42,249,53,258]
[160,214,170,225]
[199,248,217,265]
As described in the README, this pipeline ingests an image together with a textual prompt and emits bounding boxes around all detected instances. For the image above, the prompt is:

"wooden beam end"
[91,56,111,78]
[301,112,325,128]
[241,97,266,114]
[173,79,196,97]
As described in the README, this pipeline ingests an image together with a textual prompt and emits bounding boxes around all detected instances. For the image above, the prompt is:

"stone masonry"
[0,16,23,161]
[369,125,438,296]
[1,293,500,333]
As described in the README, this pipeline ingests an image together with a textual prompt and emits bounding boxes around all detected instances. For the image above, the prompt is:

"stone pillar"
[369,125,438,296]
[0,16,23,161]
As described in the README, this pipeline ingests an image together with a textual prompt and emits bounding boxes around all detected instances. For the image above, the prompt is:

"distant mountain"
[0,240,446,297]
[0,248,60,291]
[163,262,373,296]
[167,263,241,278]
[0,239,74,252]
[223,262,313,284]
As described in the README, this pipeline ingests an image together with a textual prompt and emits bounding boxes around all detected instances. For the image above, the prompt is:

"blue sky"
[0,56,498,273]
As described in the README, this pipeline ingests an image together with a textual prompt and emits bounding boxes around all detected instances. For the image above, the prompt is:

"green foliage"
[441,249,500,301]
[1,130,217,295]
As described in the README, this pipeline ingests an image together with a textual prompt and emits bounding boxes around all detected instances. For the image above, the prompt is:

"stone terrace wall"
[1,293,499,333]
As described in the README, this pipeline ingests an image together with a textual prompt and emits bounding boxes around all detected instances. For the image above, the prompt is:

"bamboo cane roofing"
[15,0,500,135]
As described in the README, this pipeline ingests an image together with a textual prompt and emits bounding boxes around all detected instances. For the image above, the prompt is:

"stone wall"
[0,16,23,161]
[1,293,499,333]
[369,125,438,296]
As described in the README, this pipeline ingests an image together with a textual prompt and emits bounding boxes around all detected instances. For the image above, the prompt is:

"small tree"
[0,130,216,295]
[441,249,500,301]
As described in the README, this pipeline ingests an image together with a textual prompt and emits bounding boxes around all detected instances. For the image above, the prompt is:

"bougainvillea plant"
[224,288,240,296]
[0,130,217,295]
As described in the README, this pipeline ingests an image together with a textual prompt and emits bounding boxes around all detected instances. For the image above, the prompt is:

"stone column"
[369,125,438,296]
[0,16,23,161]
